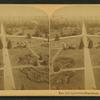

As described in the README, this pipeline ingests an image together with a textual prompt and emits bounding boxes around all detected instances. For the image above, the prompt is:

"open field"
[93,68,100,89]
[13,68,49,90]
[88,37,100,66]
[53,49,84,72]
[50,70,84,90]
[0,70,4,90]
[50,36,84,72]
[9,48,35,66]
[0,50,3,68]
[90,48,100,66]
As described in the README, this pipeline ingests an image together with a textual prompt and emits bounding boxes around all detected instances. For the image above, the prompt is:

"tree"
[38,54,43,60]
[7,40,12,49]
[33,30,40,37]
[55,34,60,41]
[54,63,61,72]
[88,39,93,48]
[26,33,31,39]
[79,39,84,49]
[33,61,38,66]
[62,43,67,50]
[0,40,3,49]
[40,60,47,65]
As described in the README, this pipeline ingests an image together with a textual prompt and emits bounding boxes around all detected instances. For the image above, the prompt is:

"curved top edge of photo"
[51,6,100,18]
[0,5,48,17]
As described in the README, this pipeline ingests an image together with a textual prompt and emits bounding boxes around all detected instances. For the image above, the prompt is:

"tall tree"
[55,34,60,41]
[79,39,84,49]
[0,40,3,49]
[7,40,12,49]
[26,33,31,39]
[88,39,93,48]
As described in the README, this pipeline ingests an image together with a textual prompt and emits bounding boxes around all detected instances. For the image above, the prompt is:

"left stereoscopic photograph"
[0,5,49,90]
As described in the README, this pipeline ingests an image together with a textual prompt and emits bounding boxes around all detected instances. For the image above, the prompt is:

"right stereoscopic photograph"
[49,6,100,90]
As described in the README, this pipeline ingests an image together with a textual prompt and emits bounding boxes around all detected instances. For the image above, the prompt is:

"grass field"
[0,50,3,68]
[90,48,100,66]
[30,46,49,57]
[8,37,49,55]
[53,49,84,69]
[0,70,4,90]
[8,48,34,66]
[93,68,100,89]
[13,68,49,90]
[51,70,84,90]
[88,37,100,66]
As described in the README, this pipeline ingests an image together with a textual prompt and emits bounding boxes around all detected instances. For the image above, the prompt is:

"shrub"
[26,33,31,39]
[55,34,60,41]
[33,61,38,66]
[79,39,84,49]
[88,39,93,48]
[54,64,61,72]
[7,40,12,49]
[0,40,3,49]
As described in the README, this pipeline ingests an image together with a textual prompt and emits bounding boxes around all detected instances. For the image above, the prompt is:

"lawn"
[8,37,49,56]
[13,68,49,90]
[0,50,3,68]
[93,68,100,89]
[7,36,48,48]
[53,49,84,70]
[88,37,100,66]
[31,46,49,57]
[90,48,100,66]
[8,48,35,66]
[0,70,4,90]
[50,70,84,90]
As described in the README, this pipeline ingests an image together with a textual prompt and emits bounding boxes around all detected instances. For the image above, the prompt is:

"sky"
[0,5,99,19]
[0,5,48,17]
[52,5,100,19]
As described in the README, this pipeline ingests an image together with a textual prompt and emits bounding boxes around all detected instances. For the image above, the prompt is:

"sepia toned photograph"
[0,4,100,96]
[0,5,49,90]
